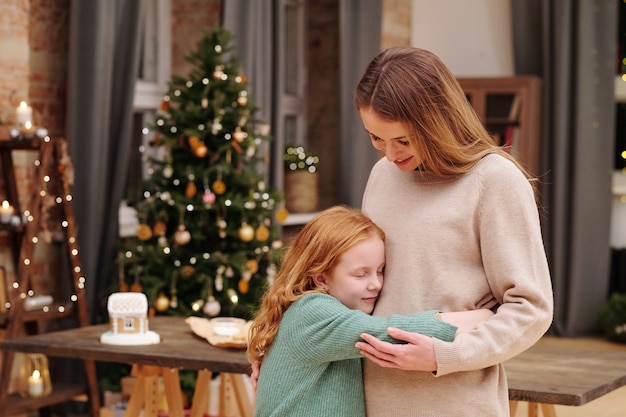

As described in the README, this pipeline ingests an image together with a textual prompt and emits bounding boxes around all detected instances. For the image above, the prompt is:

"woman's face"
[322,234,385,314]
[359,107,422,172]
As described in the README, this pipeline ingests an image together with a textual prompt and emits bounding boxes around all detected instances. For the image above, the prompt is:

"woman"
[353,47,553,417]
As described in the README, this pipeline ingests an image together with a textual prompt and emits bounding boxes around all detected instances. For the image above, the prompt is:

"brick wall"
[382,0,412,49]
[0,0,30,138]
[171,0,222,78]
[0,0,222,308]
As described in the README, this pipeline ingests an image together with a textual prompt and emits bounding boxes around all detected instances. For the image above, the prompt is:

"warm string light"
[5,139,84,312]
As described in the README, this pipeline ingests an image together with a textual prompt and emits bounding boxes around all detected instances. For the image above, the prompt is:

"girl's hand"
[439,308,494,333]
[356,329,437,371]
[250,360,261,390]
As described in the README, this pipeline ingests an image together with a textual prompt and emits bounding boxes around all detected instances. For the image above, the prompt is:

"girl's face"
[359,107,422,172]
[322,234,385,314]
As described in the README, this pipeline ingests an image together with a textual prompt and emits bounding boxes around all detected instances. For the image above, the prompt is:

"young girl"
[247,206,493,417]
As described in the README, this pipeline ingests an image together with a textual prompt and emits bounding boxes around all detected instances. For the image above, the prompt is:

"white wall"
[411,0,514,77]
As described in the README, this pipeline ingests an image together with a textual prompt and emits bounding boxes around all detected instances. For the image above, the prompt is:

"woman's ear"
[312,274,328,290]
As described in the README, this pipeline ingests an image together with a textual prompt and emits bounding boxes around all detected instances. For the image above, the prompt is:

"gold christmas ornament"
[194,144,208,158]
[212,179,226,195]
[238,223,255,242]
[136,223,153,241]
[276,207,289,223]
[188,135,201,149]
[174,225,191,245]
[238,279,249,294]
[245,259,259,274]
[153,220,167,236]
[181,265,195,278]
[255,225,270,242]
[154,293,170,312]
[130,277,142,292]
[186,182,197,198]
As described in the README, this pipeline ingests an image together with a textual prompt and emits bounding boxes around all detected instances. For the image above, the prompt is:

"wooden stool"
[510,400,557,417]
[191,370,254,417]
[125,365,185,417]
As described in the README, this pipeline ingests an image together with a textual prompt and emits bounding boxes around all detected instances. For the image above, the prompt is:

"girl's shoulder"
[291,293,342,312]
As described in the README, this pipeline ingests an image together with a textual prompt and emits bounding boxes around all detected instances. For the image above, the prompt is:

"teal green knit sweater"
[253,293,457,417]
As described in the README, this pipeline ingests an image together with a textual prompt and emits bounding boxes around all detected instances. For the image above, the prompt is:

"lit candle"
[0,200,14,223]
[28,369,44,397]
[16,101,33,126]
[21,120,36,138]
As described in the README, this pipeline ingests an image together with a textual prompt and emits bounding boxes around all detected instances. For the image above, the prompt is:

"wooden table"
[3,319,626,417]
[0,316,253,417]
[505,336,626,417]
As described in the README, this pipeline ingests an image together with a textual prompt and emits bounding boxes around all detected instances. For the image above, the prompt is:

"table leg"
[143,370,160,417]
[124,371,145,417]
[219,373,254,417]
[191,370,213,417]
[519,402,557,417]
[124,364,186,417]
[230,373,254,417]
[161,367,185,417]
[540,404,556,417]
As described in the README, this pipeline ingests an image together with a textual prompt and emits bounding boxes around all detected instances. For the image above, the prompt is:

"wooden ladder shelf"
[0,137,99,416]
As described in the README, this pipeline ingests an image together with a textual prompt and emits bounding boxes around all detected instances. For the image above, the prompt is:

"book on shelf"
[507,94,521,121]
[503,124,520,157]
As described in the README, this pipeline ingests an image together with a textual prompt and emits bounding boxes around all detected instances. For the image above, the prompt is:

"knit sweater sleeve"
[283,293,457,364]
[434,157,554,376]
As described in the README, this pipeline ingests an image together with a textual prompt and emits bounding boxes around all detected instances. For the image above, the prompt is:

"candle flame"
[19,101,28,109]
[1,200,9,209]
[32,370,40,379]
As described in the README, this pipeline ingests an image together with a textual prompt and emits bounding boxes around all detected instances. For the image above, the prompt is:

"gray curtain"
[66,0,145,322]
[339,0,382,207]
[223,0,380,208]
[222,0,276,181]
[511,0,617,336]
[223,0,274,127]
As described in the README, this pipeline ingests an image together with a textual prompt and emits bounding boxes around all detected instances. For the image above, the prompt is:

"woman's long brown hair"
[354,46,535,184]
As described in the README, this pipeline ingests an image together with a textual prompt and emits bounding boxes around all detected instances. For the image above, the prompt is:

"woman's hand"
[250,360,261,390]
[356,328,437,371]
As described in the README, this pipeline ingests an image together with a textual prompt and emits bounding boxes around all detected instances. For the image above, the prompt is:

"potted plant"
[283,145,319,213]
[598,292,626,343]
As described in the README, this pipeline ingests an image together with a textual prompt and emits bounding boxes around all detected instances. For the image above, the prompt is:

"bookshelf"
[457,76,542,176]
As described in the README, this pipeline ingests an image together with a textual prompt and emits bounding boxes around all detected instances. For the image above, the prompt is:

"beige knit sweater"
[362,154,553,417]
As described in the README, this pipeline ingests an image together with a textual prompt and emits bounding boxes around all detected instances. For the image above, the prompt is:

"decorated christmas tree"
[119,28,285,320]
